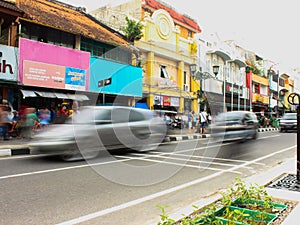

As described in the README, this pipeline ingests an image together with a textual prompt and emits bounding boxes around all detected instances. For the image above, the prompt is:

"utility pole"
[276,70,280,116]
[287,93,300,181]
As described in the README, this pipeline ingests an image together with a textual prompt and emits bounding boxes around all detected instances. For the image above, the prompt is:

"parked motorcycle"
[169,117,184,129]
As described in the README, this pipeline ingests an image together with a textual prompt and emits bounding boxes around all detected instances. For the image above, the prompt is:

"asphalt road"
[0,131,296,225]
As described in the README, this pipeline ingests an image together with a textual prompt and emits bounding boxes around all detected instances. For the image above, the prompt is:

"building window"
[160,65,169,79]
[260,85,268,95]
[183,71,189,91]
[22,21,75,48]
[81,38,130,64]
[272,74,278,82]
[184,71,187,86]
[279,78,285,87]
[188,30,192,38]
[254,83,260,93]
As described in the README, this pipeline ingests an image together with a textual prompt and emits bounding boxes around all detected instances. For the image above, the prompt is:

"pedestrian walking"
[23,108,40,139]
[192,111,197,129]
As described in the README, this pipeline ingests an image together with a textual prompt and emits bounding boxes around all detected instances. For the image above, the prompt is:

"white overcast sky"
[60,0,300,73]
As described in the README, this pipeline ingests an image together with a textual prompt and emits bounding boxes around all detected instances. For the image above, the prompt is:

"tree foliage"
[245,59,264,76]
[122,16,143,43]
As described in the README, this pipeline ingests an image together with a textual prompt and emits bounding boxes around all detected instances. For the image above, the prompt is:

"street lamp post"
[287,93,300,181]
[190,64,219,113]
[267,63,279,115]
[267,68,273,114]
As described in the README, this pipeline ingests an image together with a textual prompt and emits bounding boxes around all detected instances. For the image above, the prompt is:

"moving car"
[29,106,167,161]
[209,111,259,142]
[279,112,297,132]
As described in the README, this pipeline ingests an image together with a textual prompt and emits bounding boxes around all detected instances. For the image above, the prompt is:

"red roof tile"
[0,0,23,14]
[143,0,201,33]
[16,0,129,47]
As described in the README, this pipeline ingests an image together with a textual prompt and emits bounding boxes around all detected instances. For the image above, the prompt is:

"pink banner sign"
[19,38,90,90]
[23,60,65,88]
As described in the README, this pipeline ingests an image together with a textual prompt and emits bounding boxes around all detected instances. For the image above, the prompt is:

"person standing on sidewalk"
[0,102,12,140]
[199,109,208,134]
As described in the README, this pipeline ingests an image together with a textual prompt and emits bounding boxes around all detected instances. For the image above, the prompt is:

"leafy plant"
[157,205,175,225]
[156,176,284,225]
[196,205,223,225]
[122,16,143,43]
[223,207,249,223]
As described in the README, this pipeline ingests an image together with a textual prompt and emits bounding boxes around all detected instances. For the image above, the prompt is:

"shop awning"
[21,89,89,101]
[67,94,89,101]
[35,91,56,98]
[20,90,38,97]
[135,102,149,110]
[54,93,69,99]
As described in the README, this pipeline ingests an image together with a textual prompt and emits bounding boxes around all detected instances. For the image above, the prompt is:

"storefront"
[152,95,180,112]
[17,38,90,111]
[224,81,247,111]
[0,44,19,109]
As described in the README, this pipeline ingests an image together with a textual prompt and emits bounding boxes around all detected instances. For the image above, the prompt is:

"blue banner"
[89,58,142,97]
[65,67,86,91]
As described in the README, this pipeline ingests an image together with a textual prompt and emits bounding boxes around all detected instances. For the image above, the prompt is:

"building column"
[175,25,180,52]
[9,22,18,47]
[146,51,155,109]
[75,35,81,50]
[178,61,184,113]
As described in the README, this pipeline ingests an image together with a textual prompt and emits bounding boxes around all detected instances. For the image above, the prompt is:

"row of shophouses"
[0,0,295,116]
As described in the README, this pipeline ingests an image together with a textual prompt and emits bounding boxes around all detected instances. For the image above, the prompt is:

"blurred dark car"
[279,113,297,132]
[29,106,167,161]
[209,111,259,142]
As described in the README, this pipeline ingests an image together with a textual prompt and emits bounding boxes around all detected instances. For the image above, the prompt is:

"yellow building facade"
[279,74,295,111]
[90,0,202,113]
[138,9,200,113]
[251,73,270,106]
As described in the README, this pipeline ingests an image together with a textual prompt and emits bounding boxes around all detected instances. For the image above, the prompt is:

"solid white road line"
[56,144,296,225]
[0,158,131,180]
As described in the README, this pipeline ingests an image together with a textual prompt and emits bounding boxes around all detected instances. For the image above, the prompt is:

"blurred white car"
[29,106,167,161]
[279,113,297,132]
[209,111,259,142]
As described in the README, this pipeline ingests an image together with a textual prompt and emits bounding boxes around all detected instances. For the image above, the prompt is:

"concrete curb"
[258,127,279,132]
[0,148,30,157]
[165,133,211,142]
